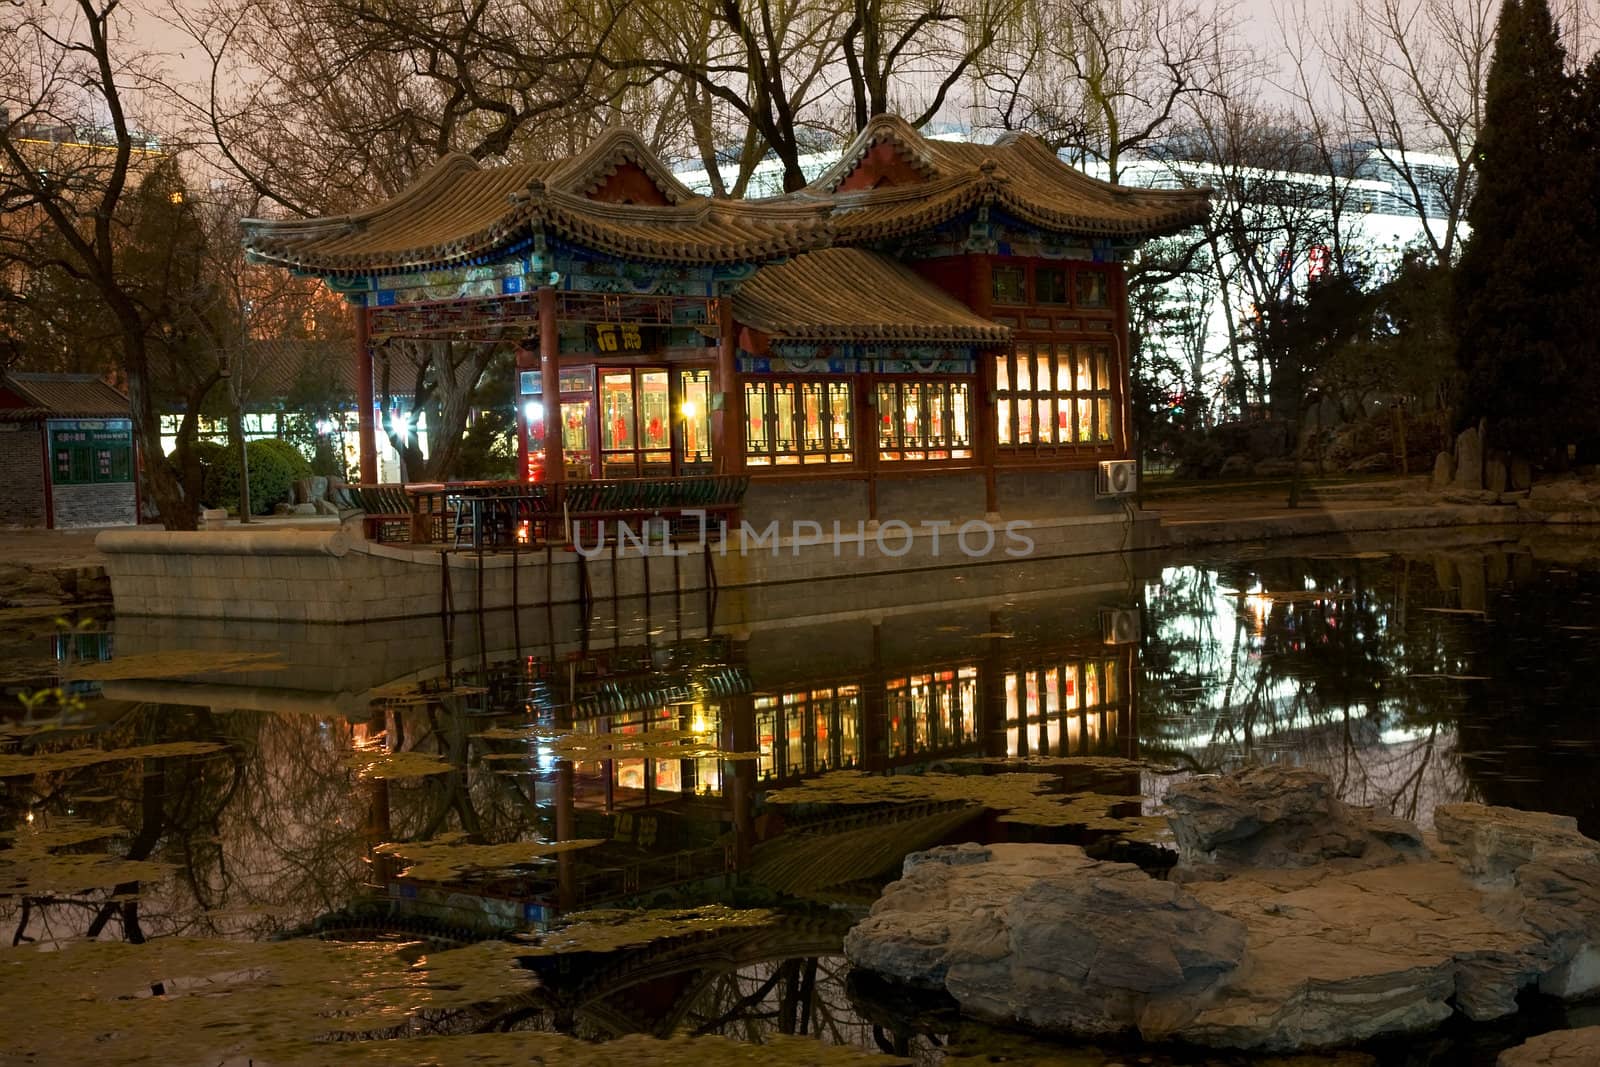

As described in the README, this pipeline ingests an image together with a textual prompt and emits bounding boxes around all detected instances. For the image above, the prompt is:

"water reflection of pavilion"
[86,573,1142,929]
[504,619,1135,814]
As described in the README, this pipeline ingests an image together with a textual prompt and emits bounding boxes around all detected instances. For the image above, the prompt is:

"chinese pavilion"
[242,117,1208,526]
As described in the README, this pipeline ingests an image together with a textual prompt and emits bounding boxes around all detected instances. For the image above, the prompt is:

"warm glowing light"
[691,708,709,735]
[515,521,530,544]
[1244,584,1273,633]
[523,401,541,423]
[25,810,35,824]
[168,191,184,204]
[681,399,698,419]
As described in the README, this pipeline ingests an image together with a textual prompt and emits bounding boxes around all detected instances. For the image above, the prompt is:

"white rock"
[846,769,1600,1052]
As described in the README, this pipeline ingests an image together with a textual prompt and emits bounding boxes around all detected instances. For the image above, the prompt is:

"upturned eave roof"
[241,117,1211,277]
[735,249,1011,346]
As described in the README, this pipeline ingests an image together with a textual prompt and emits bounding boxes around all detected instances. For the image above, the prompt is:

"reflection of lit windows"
[888,667,979,756]
[754,687,863,778]
[1002,656,1126,756]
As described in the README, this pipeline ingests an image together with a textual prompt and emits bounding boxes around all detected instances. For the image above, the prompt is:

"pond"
[4,528,1600,1065]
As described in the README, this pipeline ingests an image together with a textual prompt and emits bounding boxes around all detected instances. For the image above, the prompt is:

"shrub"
[203,438,313,514]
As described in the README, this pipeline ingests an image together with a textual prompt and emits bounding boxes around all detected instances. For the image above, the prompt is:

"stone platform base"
[96,510,1159,622]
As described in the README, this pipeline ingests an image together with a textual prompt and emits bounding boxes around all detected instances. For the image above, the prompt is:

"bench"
[333,483,423,543]
[337,475,748,548]
[561,475,748,545]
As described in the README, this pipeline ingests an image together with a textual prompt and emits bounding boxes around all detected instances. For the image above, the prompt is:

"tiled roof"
[0,373,130,418]
[735,249,1011,345]
[795,115,1212,239]
[241,339,358,398]
[241,117,1210,276]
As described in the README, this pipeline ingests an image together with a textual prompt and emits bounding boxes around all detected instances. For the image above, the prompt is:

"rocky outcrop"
[1499,1026,1600,1066]
[843,843,1246,1037]
[845,767,1600,1052]
[1164,765,1427,878]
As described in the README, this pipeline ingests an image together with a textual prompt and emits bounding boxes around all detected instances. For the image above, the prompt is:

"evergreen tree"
[1453,0,1593,458]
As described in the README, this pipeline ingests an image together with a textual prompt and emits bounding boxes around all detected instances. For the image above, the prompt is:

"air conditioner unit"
[1101,608,1140,645]
[1097,459,1138,497]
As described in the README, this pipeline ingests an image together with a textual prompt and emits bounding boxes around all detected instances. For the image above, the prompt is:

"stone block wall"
[52,482,137,529]
[98,506,1157,623]
[0,423,46,526]
[997,468,1123,519]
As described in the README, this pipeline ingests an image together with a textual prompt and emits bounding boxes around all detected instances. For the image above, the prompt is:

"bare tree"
[0,1,231,529]
[1317,0,1496,266]
[972,0,1240,183]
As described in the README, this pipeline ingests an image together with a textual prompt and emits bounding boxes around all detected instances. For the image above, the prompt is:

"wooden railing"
[334,475,748,548]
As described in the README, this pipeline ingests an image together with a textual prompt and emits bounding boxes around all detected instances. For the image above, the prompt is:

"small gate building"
[0,372,140,529]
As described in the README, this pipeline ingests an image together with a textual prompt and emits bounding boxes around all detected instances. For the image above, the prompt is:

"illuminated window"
[745,378,853,466]
[676,368,712,471]
[993,343,1116,452]
[584,366,712,478]
[876,379,973,461]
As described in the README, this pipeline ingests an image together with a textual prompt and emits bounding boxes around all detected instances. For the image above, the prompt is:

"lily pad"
[67,650,285,681]
[373,837,606,881]
[512,904,776,955]
[0,740,228,778]
[0,936,538,1065]
[344,750,453,780]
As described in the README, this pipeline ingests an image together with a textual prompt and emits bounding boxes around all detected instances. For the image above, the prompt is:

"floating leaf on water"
[0,816,116,848]
[997,792,1146,829]
[286,1032,905,1067]
[544,727,760,763]
[344,750,453,780]
[67,650,285,681]
[1422,607,1487,616]
[373,837,605,881]
[0,817,167,894]
[768,771,1155,833]
[949,755,1165,774]
[472,724,563,742]
[512,904,776,955]
[367,681,488,707]
[0,740,228,778]
[0,935,538,1065]
[972,631,1014,639]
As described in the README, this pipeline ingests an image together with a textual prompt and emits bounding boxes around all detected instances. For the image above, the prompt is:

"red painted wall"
[587,163,672,205]
[834,141,927,192]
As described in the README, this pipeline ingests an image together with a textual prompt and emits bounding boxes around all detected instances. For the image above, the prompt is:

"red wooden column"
[714,295,744,475]
[354,302,377,484]
[1113,262,1133,460]
[539,286,564,488]
[972,255,1000,515]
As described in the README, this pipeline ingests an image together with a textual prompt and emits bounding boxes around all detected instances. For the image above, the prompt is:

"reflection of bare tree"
[1137,551,1489,825]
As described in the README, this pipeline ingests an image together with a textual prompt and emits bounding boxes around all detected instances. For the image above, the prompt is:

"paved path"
[1139,474,1432,523]
[0,515,337,573]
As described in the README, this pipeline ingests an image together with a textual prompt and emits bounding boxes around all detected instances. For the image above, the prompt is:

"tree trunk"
[121,335,197,530]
